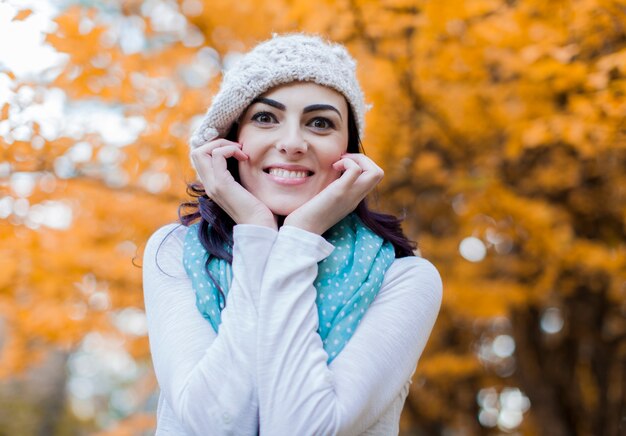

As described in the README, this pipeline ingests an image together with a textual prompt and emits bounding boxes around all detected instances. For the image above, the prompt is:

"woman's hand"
[191,139,277,229]
[283,153,383,234]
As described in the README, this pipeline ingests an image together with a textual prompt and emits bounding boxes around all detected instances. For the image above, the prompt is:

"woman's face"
[237,82,350,216]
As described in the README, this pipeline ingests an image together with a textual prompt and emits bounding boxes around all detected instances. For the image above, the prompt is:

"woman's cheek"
[237,160,254,192]
[319,166,342,190]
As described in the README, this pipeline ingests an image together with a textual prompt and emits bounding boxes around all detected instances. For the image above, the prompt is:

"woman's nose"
[276,124,307,155]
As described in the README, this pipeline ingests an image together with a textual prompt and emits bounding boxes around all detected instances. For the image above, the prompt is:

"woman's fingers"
[211,145,248,160]
[209,145,248,175]
[340,153,384,182]
[191,141,247,168]
[191,139,245,171]
[331,154,383,196]
[332,156,362,175]
[191,140,247,190]
[189,139,275,228]
[194,138,241,154]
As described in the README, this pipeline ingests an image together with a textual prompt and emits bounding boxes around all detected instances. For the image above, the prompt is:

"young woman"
[143,33,442,435]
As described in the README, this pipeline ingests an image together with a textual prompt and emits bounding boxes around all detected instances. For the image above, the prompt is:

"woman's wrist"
[282,215,325,235]
[234,206,277,230]
[240,217,277,230]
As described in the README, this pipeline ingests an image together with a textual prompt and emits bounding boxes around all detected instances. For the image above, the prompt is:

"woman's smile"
[264,163,314,185]
[236,82,349,216]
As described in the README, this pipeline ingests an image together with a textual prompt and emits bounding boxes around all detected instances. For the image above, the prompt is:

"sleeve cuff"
[233,224,278,241]
[276,225,335,260]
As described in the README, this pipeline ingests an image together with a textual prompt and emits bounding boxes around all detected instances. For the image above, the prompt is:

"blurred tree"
[1,0,624,434]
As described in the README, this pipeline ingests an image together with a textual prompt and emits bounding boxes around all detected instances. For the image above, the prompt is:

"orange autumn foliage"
[1,0,624,434]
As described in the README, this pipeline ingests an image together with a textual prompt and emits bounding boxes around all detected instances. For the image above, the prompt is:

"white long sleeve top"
[143,223,442,436]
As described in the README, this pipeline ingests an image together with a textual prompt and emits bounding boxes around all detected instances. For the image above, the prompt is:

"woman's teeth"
[268,168,309,178]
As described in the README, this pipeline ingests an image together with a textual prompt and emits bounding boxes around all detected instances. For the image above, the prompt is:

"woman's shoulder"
[144,222,190,268]
[146,222,188,248]
[381,255,443,306]
[389,255,441,282]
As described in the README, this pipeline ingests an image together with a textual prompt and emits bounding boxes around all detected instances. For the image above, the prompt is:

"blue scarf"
[183,214,395,363]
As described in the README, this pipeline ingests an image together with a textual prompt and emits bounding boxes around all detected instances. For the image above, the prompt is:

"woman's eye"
[251,112,276,124]
[309,117,334,129]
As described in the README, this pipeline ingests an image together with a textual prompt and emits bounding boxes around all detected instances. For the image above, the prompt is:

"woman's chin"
[269,206,297,217]
[267,201,304,217]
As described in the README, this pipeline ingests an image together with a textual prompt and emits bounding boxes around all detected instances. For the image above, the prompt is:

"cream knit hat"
[189,33,368,149]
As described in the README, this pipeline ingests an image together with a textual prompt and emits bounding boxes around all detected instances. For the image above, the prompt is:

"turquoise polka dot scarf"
[183,214,395,363]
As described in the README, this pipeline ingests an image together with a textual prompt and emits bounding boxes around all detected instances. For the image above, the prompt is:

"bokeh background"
[1,0,625,434]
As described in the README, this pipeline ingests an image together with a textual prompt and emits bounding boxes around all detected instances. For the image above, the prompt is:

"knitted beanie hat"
[189,33,368,149]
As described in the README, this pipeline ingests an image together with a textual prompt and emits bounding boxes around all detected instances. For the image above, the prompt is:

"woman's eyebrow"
[250,98,342,120]
[250,97,285,110]
[303,104,342,120]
